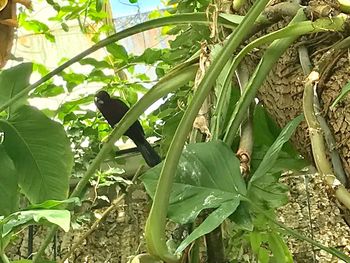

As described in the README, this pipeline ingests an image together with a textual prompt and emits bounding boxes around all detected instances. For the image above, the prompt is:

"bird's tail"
[136,138,161,167]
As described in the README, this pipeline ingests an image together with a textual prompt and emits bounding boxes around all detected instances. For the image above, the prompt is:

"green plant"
[1,1,350,262]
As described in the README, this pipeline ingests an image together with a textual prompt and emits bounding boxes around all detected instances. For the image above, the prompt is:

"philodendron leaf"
[248,115,303,208]
[176,200,240,253]
[2,209,71,236]
[0,63,33,113]
[141,140,245,224]
[249,115,303,185]
[0,145,19,216]
[0,105,73,204]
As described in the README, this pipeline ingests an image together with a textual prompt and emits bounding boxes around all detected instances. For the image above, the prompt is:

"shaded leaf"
[176,200,240,253]
[0,105,73,204]
[249,115,303,186]
[96,0,103,12]
[0,145,19,216]
[229,202,253,231]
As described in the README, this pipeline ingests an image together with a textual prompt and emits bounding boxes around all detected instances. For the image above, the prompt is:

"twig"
[58,165,144,263]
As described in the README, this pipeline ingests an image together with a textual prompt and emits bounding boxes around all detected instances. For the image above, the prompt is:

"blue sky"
[111,0,165,17]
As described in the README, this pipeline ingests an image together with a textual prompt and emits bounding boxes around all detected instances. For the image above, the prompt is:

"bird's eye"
[94,97,104,105]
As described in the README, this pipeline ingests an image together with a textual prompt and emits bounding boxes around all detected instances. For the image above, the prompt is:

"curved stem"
[224,9,308,145]
[0,13,235,114]
[33,64,198,262]
[145,1,271,262]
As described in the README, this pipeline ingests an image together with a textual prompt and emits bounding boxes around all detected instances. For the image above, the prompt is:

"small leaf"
[106,43,128,62]
[96,0,103,12]
[330,81,350,109]
[61,22,69,32]
[129,0,138,3]
[133,48,163,64]
[79,57,111,69]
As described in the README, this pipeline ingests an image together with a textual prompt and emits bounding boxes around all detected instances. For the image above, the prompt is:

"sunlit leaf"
[0,63,33,113]
[2,209,71,236]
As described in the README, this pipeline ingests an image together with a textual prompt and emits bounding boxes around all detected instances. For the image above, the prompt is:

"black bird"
[94,90,161,167]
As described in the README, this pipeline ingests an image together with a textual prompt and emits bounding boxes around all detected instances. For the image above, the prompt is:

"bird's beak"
[94,97,104,105]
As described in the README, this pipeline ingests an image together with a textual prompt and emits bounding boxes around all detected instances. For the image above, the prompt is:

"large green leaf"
[2,209,71,236]
[0,145,19,216]
[0,105,73,203]
[0,63,33,113]
[142,141,245,224]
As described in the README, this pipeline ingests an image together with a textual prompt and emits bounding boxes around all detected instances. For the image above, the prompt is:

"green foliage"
[0,63,33,114]
[2,209,71,236]
[0,146,19,216]
[1,1,347,262]
[0,105,73,204]
[142,141,245,224]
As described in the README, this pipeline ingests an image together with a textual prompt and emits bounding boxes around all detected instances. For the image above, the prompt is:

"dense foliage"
[0,0,350,262]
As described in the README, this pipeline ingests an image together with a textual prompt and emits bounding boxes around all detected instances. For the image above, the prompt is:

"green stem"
[0,13,235,114]
[0,252,10,263]
[33,64,198,262]
[145,1,271,262]
[223,9,308,145]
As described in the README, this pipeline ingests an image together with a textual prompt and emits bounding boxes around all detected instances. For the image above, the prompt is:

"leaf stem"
[33,64,198,262]
[145,0,272,262]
